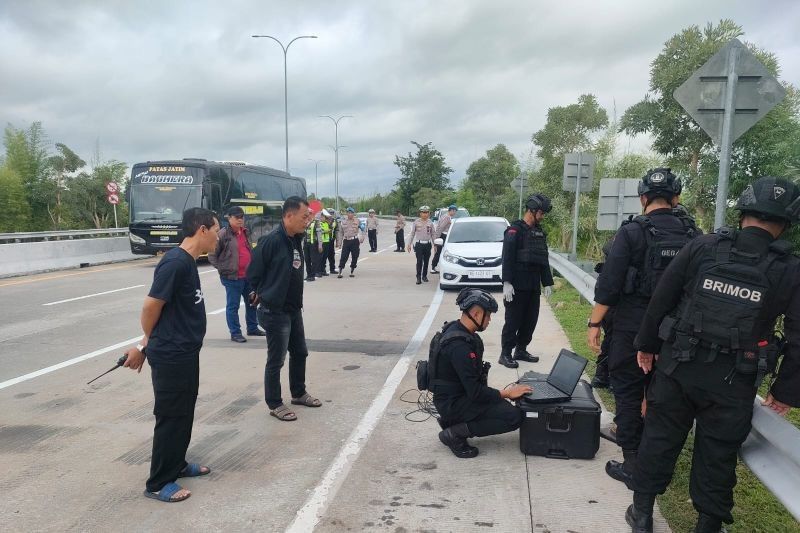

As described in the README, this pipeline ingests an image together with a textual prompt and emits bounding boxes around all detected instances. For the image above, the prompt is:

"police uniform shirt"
[501,219,554,292]
[593,208,685,332]
[406,218,435,246]
[435,213,452,239]
[394,214,405,233]
[366,216,379,231]
[340,217,362,240]
[635,226,800,404]
[433,321,502,420]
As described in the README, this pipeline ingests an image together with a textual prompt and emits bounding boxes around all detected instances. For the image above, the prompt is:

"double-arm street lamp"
[319,115,352,213]
[307,158,325,198]
[252,34,317,173]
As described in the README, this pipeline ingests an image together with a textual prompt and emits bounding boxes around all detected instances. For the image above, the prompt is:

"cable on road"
[399,388,440,423]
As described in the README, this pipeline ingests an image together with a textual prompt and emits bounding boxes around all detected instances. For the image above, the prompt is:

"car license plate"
[469,270,492,279]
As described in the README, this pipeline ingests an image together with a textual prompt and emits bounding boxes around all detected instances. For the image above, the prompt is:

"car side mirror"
[434,238,443,246]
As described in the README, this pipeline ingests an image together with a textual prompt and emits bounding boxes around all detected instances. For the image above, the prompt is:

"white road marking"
[199,269,216,276]
[285,288,445,533]
[42,285,145,306]
[0,335,143,391]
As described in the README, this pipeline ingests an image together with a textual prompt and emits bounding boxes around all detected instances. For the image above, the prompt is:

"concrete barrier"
[0,237,143,278]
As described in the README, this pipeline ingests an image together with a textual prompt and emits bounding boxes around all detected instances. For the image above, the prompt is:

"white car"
[435,216,509,290]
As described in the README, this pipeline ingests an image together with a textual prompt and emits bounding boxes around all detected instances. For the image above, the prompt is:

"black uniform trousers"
[442,400,523,438]
[303,242,317,278]
[339,238,360,271]
[414,241,432,278]
[395,229,404,251]
[324,241,336,272]
[147,358,199,493]
[608,329,648,452]
[368,229,378,251]
[431,232,447,269]
[501,289,541,351]
[633,366,756,524]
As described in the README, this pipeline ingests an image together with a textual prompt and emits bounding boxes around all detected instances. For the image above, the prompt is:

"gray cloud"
[1,0,798,200]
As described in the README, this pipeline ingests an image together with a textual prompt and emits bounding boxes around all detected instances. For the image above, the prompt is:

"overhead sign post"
[509,174,528,220]
[563,152,594,259]
[597,178,641,230]
[674,38,786,230]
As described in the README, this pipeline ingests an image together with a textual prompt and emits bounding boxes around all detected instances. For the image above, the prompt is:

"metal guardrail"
[548,250,800,520]
[0,228,129,244]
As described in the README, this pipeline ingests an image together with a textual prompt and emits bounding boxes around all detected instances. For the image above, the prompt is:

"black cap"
[226,206,245,217]
[736,176,800,224]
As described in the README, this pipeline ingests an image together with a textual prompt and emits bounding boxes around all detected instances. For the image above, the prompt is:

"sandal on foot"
[143,482,190,503]
[178,463,211,478]
[291,393,322,407]
[270,404,297,421]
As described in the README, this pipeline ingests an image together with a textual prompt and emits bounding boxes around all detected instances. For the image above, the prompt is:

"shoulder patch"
[469,352,477,359]
[507,228,517,235]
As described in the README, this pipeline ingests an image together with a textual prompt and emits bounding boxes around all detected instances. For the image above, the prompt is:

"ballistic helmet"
[525,193,552,213]
[638,168,682,198]
[736,176,800,224]
[456,288,499,314]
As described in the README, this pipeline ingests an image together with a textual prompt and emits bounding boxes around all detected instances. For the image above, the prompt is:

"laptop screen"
[547,349,587,394]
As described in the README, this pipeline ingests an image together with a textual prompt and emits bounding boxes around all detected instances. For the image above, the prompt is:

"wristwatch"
[587,319,602,328]
[136,343,146,353]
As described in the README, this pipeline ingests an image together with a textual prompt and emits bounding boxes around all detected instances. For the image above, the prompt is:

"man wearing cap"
[338,207,364,278]
[394,210,406,252]
[208,206,264,342]
[406,206,436,285]
[431,205,457,274]
[366,209,379,252]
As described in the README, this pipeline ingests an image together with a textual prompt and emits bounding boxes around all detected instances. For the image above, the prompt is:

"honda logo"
[476,258,485,266]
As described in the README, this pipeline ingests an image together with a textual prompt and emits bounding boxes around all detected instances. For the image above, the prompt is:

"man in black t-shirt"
[124,207,220,503]
[248,196,323,421]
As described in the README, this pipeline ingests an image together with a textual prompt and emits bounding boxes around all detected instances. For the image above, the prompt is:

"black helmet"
[456,288,498,314]
[526,193,552,213]
[736,176,800,224]
[638,168,682,198]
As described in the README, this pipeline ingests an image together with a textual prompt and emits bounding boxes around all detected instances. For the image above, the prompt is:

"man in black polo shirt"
[124,207,220,503]
[248,196,323,422]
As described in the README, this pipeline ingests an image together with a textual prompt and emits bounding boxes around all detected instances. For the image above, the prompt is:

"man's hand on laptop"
[502,384,533,400]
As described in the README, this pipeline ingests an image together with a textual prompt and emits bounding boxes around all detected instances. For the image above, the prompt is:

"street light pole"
[252,34,317,174]
[320,115,352,214]
[307,158,325,198]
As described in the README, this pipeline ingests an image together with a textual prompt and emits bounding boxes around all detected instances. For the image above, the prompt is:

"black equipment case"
[517,379,601,459]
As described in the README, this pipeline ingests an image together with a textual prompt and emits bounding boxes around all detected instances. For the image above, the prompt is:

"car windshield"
[447,221,507,243]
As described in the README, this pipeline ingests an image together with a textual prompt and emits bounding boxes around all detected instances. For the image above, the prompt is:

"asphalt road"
[0,219,669,532]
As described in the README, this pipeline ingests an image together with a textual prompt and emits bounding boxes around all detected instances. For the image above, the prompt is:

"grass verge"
[548,278,800,533]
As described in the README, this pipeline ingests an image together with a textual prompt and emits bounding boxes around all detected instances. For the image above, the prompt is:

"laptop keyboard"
[525,383,564,399]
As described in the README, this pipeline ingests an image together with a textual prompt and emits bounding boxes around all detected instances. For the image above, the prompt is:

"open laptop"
[518,349,587,404]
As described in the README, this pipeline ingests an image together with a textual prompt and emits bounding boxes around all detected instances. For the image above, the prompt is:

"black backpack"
[416,322,481,392]
[624,215,697,297]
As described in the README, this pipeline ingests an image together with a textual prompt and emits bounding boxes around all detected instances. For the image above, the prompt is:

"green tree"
[620,19,800,229]
[0,165,31,232]
[411,187,457,212]
[3,122,53,230]
[48,143,86,227]
[463,144,520,215]
[64,161,129,228]
[393,141,453,212]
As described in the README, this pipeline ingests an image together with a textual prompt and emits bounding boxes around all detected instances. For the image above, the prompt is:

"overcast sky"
[2,1,799,198]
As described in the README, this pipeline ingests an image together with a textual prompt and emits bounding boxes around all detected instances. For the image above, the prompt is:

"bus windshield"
[130,185,201,223]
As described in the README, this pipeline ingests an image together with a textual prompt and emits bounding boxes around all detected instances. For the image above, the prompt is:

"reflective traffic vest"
[306,221,317,244]
[320,221,332,243]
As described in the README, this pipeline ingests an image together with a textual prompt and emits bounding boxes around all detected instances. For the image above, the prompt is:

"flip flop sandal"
[178,463,211,478]
[270,404,297,421]
[143,482,190,503]
[291,393,322,407]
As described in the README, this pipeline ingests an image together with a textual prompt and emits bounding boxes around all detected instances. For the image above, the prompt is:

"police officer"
[366,208,379,252]
[338,207,364,278]
[591,236,616,390]
[587,168,698,487]
[625,176,800,533]
[303,209,322,282]
[317,209,333,277]
[324,209,339,274]
[431,204,457,274]
[406,205,436,284]
[394,210,406,252]
[499,193,554,368]
[432,288,532,458]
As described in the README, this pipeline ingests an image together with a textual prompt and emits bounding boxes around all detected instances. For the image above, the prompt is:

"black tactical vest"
[416,322,483,393]
[516,224,549,266]
[660,229,793,364]
[624,215,696,297]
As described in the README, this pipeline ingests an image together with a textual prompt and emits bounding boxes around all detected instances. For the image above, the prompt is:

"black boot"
[606,449,637,488]
[695,513,727,533]
[625,492,655,533]
[498,347,518,369]
[591,354,610,388]
[422,275,429,282]
[416,276,422,285]
[438,423,478,458]
[514,347,539,363]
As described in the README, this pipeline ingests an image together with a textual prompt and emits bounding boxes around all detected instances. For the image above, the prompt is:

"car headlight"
[443,251,462,264]
[129,232,146,244]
